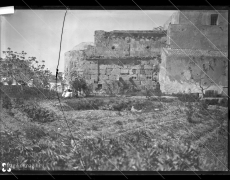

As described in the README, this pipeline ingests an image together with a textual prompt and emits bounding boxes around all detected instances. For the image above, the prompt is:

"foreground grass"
[0,96,228,171]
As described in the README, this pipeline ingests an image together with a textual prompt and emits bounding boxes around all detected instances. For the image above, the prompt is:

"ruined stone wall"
[94,30,167,58]
[168,24,228,51]
[159,48,228,95]
[84,57,161,90]
[64,44,95,84]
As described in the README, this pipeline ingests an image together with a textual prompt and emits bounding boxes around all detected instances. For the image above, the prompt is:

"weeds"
[15,101,56,123]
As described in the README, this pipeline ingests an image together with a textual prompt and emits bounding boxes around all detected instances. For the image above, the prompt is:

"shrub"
[149,140,201,171]
[23,125,48,142]
[0,130,69,170]
[2,95,12,109]
[64,99,106,111]
[70,77,92,97]
[16,101,56,123]
[1,85,58,100]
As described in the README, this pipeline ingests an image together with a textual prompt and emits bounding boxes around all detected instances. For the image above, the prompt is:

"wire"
[54,10,88,172]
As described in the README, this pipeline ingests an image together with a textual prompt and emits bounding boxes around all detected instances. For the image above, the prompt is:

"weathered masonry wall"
[94,30,167,58]
[163,10,228,30]
[167,24,228,51]
[178,10,228,26]
[64,44,95,83]
[159,48,228,95]
[84,57,161,90]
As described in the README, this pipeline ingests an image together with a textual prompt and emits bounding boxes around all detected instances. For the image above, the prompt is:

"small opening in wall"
[98,84,102,90]
[146,46,150,49]
[132,76,137,80]
[211,14,218,25]
[111,46,115,50]
[147,76,152,80]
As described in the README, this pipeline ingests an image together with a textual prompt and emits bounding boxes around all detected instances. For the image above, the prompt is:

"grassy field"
[0,95,228,171]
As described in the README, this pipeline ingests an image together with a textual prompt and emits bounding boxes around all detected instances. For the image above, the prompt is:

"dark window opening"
[132,76,137,80]
[111,46,115,50]
[98,84,102,90]
[146,46,150,49]
[147,76,152,80]
[211,14,218,25]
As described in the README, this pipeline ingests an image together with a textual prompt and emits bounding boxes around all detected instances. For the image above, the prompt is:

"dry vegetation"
[0,91,228,171]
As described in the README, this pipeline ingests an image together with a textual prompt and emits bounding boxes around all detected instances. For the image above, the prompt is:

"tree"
[69,71,90,97]
[187,56,225,98]
[1,48,52,90]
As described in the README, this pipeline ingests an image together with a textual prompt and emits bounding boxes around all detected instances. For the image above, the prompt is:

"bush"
[1,85,58,100]
[23,125,48,142]
[70,77,93,97]
[65,99,105,111]
[0,129,69,170]
[16,101,56,123]
[1,126,220,171]
[2,95,12,109]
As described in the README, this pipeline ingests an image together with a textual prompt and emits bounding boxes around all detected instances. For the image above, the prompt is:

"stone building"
[64,10,228,96]
[160,10,228,96]
[64,30,167,91]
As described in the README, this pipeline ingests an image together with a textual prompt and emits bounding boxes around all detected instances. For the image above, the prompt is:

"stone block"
[84,75,91,80]
[99,75,109,80]
[90,75,98,80]
[119,75,130,81]
[89,69,98,75]
[111,68,121,75]
[99,69,106,75]
[139,69,145,75]
[106,65,113,68]
[145,70,153,75]
[120,69,129,74]
[86,79,94,84]
[132,65,141,69]
[141,61,149,65]
[141,80,156,86]
[129,69,134,75]
[133,80,141,85]
[139,74,147,81]
[144,65,153,69]
[149,60,157,65]
[106,68,113,75]
[89,64,98,70]
[100,65,107,69]
[135,69,141,74]
[109,75,117,80]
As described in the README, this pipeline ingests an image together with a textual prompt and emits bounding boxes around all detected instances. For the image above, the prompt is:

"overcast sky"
[1,10,176,74]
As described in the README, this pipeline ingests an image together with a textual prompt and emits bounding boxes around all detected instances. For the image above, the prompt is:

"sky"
[1,10,176,74]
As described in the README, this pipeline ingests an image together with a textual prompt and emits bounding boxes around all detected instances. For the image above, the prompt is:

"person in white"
[62,89,73,98]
